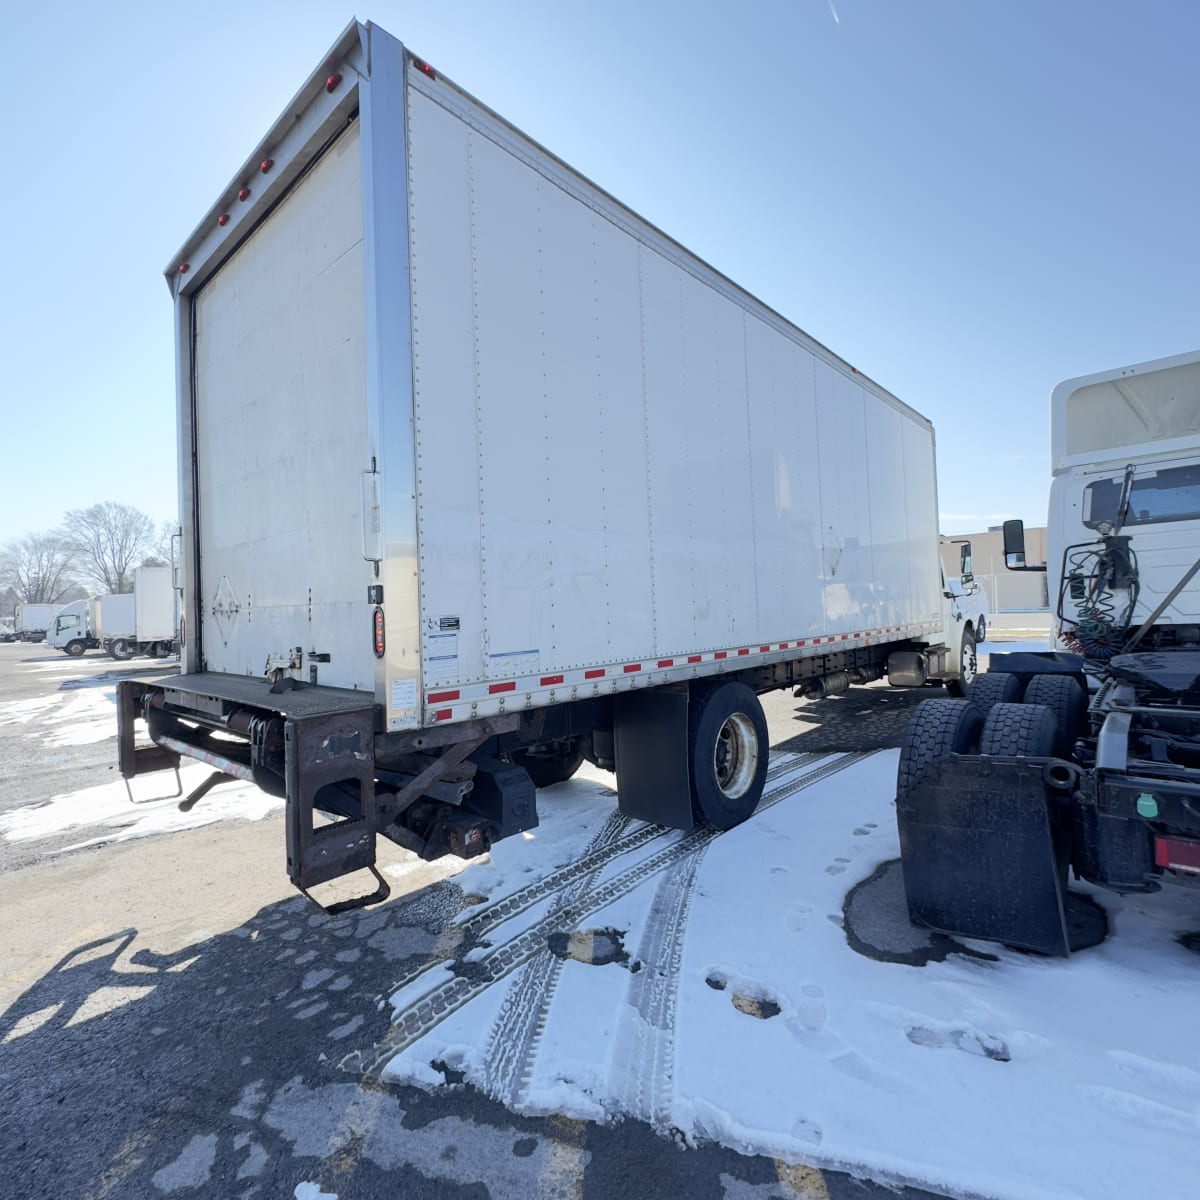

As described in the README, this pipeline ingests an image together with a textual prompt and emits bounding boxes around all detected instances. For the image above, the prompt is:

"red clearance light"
[237,187,251,202]
[325,73,342,93]
[260,159,274,174]
[178,263,189,274]
[413,58,436,78]
[372,607,385,657]
[217,214,230,227]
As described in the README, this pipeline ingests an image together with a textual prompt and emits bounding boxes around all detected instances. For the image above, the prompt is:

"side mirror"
[1003,519,1027,569]
[958,540,973,585]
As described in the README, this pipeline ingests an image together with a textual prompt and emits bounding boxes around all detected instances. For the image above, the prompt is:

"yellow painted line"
[776,1160,832,1200]
[537,1114,588,1200]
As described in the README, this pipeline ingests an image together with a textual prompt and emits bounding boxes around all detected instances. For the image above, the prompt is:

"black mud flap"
[896,755,1072,956]
[613,688,693,830]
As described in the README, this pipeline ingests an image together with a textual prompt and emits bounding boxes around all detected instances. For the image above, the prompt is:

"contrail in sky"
[828,0,840,24]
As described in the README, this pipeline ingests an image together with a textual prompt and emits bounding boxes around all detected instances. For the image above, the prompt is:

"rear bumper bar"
[118,673,381,899]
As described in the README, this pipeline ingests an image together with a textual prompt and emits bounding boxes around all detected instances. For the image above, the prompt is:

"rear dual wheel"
[688,681,769,830]
[897,699,982,796]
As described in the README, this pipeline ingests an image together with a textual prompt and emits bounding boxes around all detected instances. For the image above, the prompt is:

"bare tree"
[62,502,156,594]
[0,533,80,603]
[143,518,181,569]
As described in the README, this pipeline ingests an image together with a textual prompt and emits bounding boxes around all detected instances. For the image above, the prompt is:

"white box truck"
[118,20,973,908]
[47,598,102,656]
[101,568,177,660]
[898,349,1200,954]
[14,604,63,643]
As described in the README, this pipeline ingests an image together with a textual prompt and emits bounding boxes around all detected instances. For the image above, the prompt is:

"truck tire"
[943,628,977,697]
[108,639,133,661]
[968,671,1022,718]
[897,699,983,795]
[1022,675,1085,755]
[507,744,585,789]
[978,702,1057,758]
[688,681,768,830]
[975,616,987,644]
[64,640,86,657]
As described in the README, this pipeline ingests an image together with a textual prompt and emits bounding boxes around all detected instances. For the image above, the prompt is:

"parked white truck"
[119,20,975,908]
[47,599,102,656]
[100,568,177,660]
[898,349,1200,954]
[14,604,63,643]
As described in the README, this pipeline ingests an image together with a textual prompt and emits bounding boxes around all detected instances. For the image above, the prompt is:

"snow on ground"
[0,672,121,747]
[0,765,281,851]
[382,753,1200,1200]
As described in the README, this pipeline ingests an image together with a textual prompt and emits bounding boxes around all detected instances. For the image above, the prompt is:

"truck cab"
[898,350,1200,955]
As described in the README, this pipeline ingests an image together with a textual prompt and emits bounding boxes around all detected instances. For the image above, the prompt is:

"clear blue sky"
[2,1,1197,543]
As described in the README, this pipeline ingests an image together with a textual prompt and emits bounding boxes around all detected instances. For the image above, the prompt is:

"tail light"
[373,607,385,658]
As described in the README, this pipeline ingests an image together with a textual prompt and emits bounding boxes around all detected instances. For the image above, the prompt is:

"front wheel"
[688,681,769,830]
[108,639,133,661]
[943,627,977,697]
[64,640,86,657]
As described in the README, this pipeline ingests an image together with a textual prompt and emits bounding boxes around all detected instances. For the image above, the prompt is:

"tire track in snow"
[480,753,822,1106]
[611,843,707,1125]
[369,751,873,1081]
[384,753,823,999]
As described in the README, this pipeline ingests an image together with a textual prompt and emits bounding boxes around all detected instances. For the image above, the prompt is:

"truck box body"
[176,21,942,733]
[95,594,135,641]
[133,566,177,644]
[15,604,62,639]
[121,21,969,904]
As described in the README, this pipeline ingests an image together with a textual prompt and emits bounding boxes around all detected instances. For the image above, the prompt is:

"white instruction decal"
[425,615,461,664]
[390,679,417,711]
[426,631,458,662]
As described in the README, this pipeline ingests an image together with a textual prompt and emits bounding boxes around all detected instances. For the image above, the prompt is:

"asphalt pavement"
[0,639,961,1200]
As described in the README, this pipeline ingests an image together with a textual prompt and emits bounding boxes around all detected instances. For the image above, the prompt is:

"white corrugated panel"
[193,123,374,689]
[408,83,940,690]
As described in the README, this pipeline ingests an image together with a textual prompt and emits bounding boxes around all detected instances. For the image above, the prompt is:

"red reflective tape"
[778,643,788,650]
[715,652,727,660]
[841,634,849,641]
[433,709,452,722]
[737,648,749,656]
[797,640,806,647]
[688,655,702,664]
[624,663,642,673]
[427,690,459,704]
[759,645,770,653]
[540,675,564,686]
[585,669,605,679]
[488,681,516,694]
[658,659,674,668]
[1156,837,1200,872]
